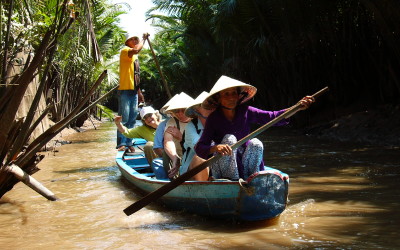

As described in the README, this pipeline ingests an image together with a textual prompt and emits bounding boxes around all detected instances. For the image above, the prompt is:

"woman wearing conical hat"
[179,92,215,181]
[150,93,183,180]
[152,93,181,159]
[194,76,314,180]
[163,93,194,180]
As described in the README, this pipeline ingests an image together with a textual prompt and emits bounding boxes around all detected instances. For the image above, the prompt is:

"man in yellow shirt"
[117,33,149,152]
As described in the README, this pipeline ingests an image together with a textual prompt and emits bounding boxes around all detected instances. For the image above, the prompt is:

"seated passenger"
[163,93,194,180]
[151,94,181,179]
[115,106,161,165]
[180,92,215,181]
[195,76,315,180]
[152,93,181,158]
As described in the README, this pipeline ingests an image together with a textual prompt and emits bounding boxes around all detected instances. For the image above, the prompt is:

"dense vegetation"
[137,0,400,126]
[0,0,127,197]
[1,0,399,197]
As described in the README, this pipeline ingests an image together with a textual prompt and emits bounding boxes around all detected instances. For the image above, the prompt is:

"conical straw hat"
[165,92,194,114]
[160,93,180,114]
[202,75,257,110]
[184,91,209,118]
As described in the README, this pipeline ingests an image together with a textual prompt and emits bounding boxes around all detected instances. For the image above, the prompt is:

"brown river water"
[1,122,399,249]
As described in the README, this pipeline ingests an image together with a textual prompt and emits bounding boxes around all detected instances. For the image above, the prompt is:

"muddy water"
[0,122,399,249]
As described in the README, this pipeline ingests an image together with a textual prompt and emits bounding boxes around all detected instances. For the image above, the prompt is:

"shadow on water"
[261,127,400,248]
[53,166,119,174]
[128,215,281,232]
[49,165,123,185]
[115,127,400,248]
[119,173,284,233]
[2,122,399,249]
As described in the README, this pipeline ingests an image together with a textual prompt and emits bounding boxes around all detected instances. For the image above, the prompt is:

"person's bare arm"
[127,43,144,57]
[209,144,232,156]
[165,126,182,141]
[127,33,150,57]
[114,115,126,133]
[154,148,163,157]
[163,131,180,178]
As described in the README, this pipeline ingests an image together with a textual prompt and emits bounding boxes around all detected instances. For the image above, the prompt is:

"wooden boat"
[116,138,289,221]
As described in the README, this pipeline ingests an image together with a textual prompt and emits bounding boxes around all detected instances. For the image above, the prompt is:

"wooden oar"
[145,36,172,98]
[123,87,329,216]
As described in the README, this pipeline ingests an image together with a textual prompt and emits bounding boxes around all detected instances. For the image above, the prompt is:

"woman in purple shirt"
[194,76,314,180]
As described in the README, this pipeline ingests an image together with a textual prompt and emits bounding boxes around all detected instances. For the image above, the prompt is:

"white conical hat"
[165,92,194,114]
[202,75,257,110]
[184,91,209,118]
[160,93,180,114]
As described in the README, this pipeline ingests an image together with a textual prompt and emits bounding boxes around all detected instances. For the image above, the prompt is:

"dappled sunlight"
[1,125,399,249]
[280,199,388,246]
[288,166,373,195]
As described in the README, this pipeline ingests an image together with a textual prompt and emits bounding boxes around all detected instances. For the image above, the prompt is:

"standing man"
[117,33,149,152]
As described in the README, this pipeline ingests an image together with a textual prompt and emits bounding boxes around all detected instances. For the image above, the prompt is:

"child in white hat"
[115,106,161,164]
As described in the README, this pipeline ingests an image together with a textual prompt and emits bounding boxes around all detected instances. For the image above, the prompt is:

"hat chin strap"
[220,105,235,110]
[193,110,207,119]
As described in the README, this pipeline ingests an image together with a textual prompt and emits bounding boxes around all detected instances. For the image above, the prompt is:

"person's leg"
[211,134,239,180]
[242,138,264,179]
[163,132,180,180]
[162,151,179,180]
[117,90,128,149]
[151,158,169,180]
[162,151,171,172]
[124,90,138,148]
[188,155,209,181]
[143,141,157,165]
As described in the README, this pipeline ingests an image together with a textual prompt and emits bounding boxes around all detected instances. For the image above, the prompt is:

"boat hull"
[116,139,289,221]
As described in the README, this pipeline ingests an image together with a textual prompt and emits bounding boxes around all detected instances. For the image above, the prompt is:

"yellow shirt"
[118,47,138,90]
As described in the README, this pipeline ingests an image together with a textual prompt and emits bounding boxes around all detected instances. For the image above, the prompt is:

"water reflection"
[0,123,399,249]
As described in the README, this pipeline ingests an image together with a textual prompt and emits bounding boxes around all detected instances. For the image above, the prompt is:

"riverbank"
[47,104,400,151]
[43,116,105,151]
[304,104,400,147]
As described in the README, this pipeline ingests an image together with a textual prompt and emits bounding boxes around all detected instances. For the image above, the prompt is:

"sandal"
[117,146,126,151]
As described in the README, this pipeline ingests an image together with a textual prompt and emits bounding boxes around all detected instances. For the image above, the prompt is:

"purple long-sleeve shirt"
[194,105,288,177]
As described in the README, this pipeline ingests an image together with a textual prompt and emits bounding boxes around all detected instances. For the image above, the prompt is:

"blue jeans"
[151,158,169,180]
[117,90,138,148]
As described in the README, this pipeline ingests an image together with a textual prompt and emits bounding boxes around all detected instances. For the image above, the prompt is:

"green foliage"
[142,0,400,122]
[96,104,115,121]
[1,0,130,123]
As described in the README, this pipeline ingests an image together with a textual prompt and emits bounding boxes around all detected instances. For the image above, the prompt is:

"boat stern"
[238,168,289,221]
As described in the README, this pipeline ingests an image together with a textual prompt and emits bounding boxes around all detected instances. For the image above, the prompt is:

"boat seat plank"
[142,173,155,177]
[131,164,150,169]
[125,151,144,156]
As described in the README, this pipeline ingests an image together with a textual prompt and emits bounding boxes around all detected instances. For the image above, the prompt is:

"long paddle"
[123,86,329,216]
[145,36,172,98]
